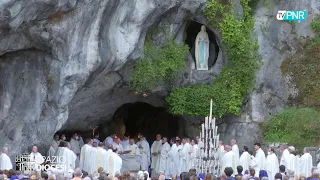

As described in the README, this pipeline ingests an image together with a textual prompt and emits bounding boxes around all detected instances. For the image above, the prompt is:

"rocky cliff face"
[0,0,319,155]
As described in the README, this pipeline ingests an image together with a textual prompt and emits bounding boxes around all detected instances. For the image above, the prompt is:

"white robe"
[239,151,251,172]
[159,142,171,176]
[96,147,108,172]
[29,152,44,171]
[265,153,279,179]
[255,148,266,170]
[191,144,200,169]
[287,153,297,175]
[299,152,312,177]
[107,150,122,176]
[88,147,98,174]
[112,143,124,154]
[221,151,236,174]
[79,144,93,173]
[280,149,290,168]
[124,144,140,155]
[56,147,76,172]
[69,138,80,167]
[218,145,226,159]
[151,140,162,172]
[0,153,12,170]
[180,143,193,172]
[232,144,240,166]
[169,144,182,175]
[250,155,259,177]
[137,139,150,171]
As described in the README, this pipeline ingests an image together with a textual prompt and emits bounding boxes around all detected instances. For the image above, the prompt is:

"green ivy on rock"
[167,0,260,117]
[130,39,189,92]
[261,108,320,150]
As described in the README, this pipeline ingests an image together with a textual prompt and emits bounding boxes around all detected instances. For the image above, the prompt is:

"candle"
[200,132,202,140]
[216,134,220,148]
[213,117,215,129]
[215,126,218,135]
[202,124,205,139]
[209,99,213,120]
[205,117,208,129]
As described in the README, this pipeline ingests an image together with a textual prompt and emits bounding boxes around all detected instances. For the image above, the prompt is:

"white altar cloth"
[120,154,142,172]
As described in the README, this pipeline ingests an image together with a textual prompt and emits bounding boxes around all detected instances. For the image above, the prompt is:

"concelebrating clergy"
[0,132,319,180]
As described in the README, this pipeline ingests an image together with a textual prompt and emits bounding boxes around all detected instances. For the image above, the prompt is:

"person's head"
[230,139,236,146]
[115,137,121,144]
[156,134,161,141]
[176,137,181,144]
[249,168,255,177]
[237,166,243,174]
[254,143,261,151]
[243,146,248,152]
[129,138,135,145]
[287,170,295,178]
[99,142,105,148]
[170,138,176,145]
[60,134,66,141]
[159,175,165,180]
[280,144,287,151]
[85,138,93,145]
[72,133,78,140]
[248,150,253,156]
[123,133,130,140]
[189,168,197,176]
[2,147,8,154]
[275,173,282,180]
[218,140,223,146]
[41,172,49,180]
[191,139,197,146]
[288,146,295,153]
[32,145,38,153]
[304,147,310,153]
[138,134,144,141]
[268,147,275,153]
[190,175,198,180]
[241,175,249,180]
[196,136,200,141]
[107,144,113,150]
[224,167,234,177]
[186,138,190,143]
[224,145,231,152]
[95,134,100,139]
[279,165,286,173]
[204,173,212,180]
[180,172,190,180]
[312,169,320,178]
[73,168,83,177]
[182,138,186,144]
[93,142,98,147]
[54,134,60,141]
[162,137,168,143]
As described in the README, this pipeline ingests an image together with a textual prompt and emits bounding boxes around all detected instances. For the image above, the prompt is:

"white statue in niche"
[195,25,209,70]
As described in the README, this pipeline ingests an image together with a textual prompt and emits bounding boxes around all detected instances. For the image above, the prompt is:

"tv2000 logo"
[15,155,66,171]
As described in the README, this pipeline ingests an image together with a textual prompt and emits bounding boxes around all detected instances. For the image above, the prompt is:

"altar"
[120,154,142,173]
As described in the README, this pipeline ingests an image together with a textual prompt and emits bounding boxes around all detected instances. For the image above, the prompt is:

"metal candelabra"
[195,99,221,175]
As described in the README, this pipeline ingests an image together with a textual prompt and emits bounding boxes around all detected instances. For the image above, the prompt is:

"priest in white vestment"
[287,146,297,175]
[265,147,279,179]
[106,145,122,176]
[29,145,45,171]
[254,143,265,171]
[190,139,200,169]
[137,134,151,171]
[179,138,193,172]
[79,139,93,173]
[169,137,183,175]
[88,142,98,174]
[48,134,60,159]
[112,137,124,154]
[159,137,171,178]
[96,142,109,171]
[196,136,203,149]
[221,145,236,174]
[69,133,81,167]
[0,147,12,170]
[121,133,130,148]
[248,150,259,177]
[56,142,76,174]
[280,144,290,168]
[151,134,162,175]
[218,141,226,159]
[124,138,140,155]
[299,147,313,177]
[231,139,240,166]
[239,146,251,172]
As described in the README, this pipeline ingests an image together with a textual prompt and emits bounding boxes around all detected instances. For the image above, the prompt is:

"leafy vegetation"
[166,0,260,116]
[130,39,189,92]
[281,18,320,109]
[261,108,320,150]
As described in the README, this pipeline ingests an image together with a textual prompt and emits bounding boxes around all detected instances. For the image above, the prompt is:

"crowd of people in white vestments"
[0,132,320,180]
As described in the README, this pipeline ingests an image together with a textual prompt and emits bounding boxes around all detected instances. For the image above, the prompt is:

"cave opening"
[110,102,182,144]
[185,21,219,68]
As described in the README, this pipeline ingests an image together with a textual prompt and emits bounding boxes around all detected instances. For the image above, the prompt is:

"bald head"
[73,168,82,177]
[304,147,310,153]
[230,139,236,146]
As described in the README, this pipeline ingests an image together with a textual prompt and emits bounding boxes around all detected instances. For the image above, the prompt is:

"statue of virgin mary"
[195,25,209,70]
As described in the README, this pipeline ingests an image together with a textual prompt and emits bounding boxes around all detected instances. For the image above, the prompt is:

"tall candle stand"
[195,99,221,175]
